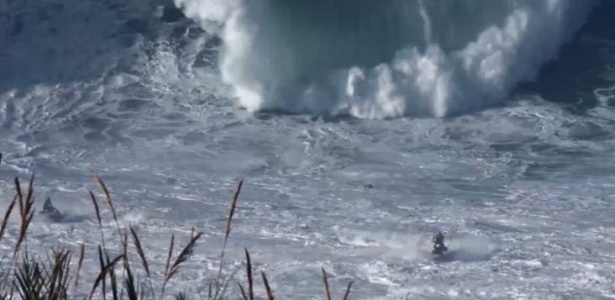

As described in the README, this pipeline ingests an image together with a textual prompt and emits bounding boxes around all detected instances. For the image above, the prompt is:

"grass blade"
[104,251,119,300]
[13,175,35,259]
[261,271,274,300]
[214,179,243,297]
[244,248,253,300]
[322,268,331,300]
[88,191,106,249]
[0,195,17,242]
[129,226,150,277]
[165,232,203,282]
[342,281,354,300]
[88,247,124,300]
[161,234,175,295]
[237,282,248,300]
[224,179,243,243]
[74,243,85,289]
[88,191,103,228]
[92,174,118,225]
[92,173,125,252]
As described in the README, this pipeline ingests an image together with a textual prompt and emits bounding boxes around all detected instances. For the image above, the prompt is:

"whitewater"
[1,0,615,298]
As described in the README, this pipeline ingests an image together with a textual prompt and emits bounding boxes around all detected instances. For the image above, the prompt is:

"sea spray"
[177,0,595,118]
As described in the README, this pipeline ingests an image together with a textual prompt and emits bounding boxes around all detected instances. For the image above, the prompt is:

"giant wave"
[175,0,597,118]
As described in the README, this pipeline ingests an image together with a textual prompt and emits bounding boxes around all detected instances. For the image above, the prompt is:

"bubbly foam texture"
[342,230,494,263]
[175,0,595,118]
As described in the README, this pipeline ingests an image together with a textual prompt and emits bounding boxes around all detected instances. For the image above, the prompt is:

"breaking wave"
[175,0,596,118]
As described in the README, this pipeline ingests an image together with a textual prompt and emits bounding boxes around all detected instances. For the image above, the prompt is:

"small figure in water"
[40,197,63,222]
[432,231,448,255]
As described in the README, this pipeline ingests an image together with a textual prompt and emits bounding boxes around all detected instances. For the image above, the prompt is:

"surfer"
[40,197,63,222]
[432,231,448,254]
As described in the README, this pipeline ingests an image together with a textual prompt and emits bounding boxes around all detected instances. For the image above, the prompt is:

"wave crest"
[175,0,596,118]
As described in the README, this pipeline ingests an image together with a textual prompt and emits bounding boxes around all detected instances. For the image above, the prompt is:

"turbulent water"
[1,0,615,298]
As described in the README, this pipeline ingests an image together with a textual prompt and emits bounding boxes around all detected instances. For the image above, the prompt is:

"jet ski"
[432,231,448,255]
[39,197,64,222]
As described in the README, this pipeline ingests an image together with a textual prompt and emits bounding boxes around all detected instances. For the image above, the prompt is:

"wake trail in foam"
[175,0,596,119]
[342,230,493,263]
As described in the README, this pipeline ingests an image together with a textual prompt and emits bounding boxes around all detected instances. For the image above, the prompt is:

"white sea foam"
[175,0,595,118]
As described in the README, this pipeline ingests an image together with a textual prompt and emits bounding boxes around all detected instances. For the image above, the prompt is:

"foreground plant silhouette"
[0,152,354,299]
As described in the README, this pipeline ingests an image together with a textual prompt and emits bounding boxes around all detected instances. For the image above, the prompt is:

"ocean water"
[1,0,615,298]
